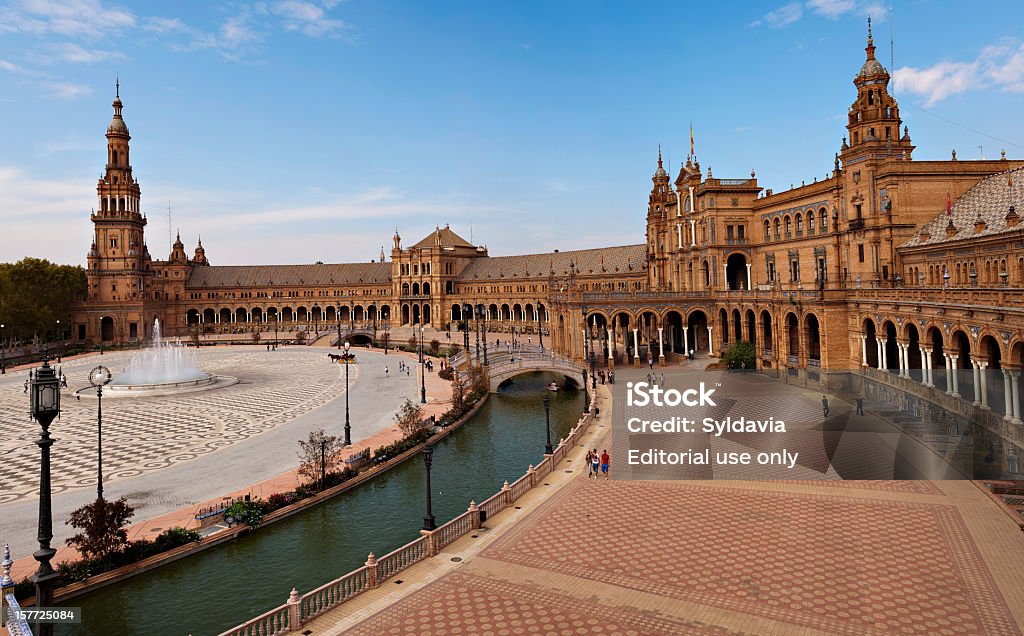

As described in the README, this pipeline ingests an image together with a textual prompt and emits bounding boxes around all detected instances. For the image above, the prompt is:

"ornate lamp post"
[88,365,112,500]
[543,392,553,455]
[474,304,481,360]
[344,341,352,446]
[55,319,62,362]
[29,359,60,636]
[419,327,427,404]
[422,444,436,531]
[536,302,543,349]
[462,304,471,362]
[336,305,342,350]
[480,304,488,366]
[275,314,279,350]
[1,322,6,374]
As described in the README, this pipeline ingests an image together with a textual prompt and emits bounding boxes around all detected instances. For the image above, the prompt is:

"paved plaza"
[0,345,425,561]
[298,372,1024,636]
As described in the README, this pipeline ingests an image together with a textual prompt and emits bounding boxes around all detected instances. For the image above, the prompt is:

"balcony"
[849,218,865,230]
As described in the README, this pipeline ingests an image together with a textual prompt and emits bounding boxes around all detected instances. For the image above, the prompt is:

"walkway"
[298,370,1024,636]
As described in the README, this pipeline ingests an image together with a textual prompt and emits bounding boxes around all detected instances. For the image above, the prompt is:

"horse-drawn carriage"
[328,352,357,364]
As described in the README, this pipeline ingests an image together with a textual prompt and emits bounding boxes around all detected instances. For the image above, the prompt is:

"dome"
[107,117,128,134]
[859,58,886,77]
[653,165,668,179]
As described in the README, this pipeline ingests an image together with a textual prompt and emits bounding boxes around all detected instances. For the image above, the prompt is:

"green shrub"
[722,340,756,370]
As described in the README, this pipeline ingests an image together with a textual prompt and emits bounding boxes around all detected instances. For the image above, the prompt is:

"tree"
[722,340,756,370]
[0,258,87,343]
[429,339,440,355]
[469,364,488,395]
[451,374,465,411]
[407,334,419,351]
[297,429,346,487]
[65,497,135,560]
[394,398,426,437]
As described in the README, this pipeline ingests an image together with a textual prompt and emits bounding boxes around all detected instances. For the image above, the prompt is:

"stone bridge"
[329,327,376,346]
[454,349,585,393]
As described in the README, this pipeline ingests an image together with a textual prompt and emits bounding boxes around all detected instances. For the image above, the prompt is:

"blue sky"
[2,0,1023,266]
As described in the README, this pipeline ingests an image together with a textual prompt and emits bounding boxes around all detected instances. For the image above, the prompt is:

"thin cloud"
[41,81,92,100]
[894,39,1024,106]
[50,43,125,64]
[0,0,136,38]
[751,3,803,28]
[266,0,351,38]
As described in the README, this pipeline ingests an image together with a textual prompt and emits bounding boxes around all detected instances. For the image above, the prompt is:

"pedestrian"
[648,357,654,370]
[600,449,610,480]
[385,366,389,378]
[659,372,665,385]
[24,378,29,393]
[590,448,600,479]
[586,449,594,477]
[822,395,830,418]
[689,349,694,361]
[609,370,615,384]
[855,397,864,416]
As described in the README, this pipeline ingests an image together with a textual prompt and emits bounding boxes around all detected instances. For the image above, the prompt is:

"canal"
[60,371,584,635]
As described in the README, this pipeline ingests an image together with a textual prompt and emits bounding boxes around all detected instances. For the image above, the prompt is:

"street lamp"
[55,319,62,362]
[88,365,112,500]
[336,306,342,350]
[275,315,279,350]
[419,327,427,404]
[29,359,60,636]
[1,323,6,374]
[543,392,553,455]
[536,302,543,350]
[462,304,471,362]
[320,437,327,491]
[582,367,589,412]
[480,304,488,366]
[422,444,436,531]
[344,341,352,446]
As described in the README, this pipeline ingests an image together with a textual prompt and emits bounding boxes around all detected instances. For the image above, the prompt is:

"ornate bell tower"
[82,82,153,344]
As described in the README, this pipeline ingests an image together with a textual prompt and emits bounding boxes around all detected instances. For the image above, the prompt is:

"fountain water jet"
[100,319,237,397]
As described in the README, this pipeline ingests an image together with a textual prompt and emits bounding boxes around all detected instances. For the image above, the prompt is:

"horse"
[328,353,342,362]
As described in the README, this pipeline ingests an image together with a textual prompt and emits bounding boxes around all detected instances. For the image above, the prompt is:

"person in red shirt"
[600,450,610,480]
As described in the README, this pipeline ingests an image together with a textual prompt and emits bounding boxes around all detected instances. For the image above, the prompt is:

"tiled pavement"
[300,380,1024,636]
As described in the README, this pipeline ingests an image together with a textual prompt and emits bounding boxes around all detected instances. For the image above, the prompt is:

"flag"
[946,192,951,217]
[689,123,695,157]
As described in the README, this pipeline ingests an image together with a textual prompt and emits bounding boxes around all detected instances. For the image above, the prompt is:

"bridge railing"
[217,409,596,636]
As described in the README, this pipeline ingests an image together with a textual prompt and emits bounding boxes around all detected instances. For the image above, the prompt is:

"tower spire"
[865,16,875,60]
[115,75,119,99]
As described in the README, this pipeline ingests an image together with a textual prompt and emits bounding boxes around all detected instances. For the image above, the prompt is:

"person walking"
[600,449,610,480]
[855,397,864,416]
[586,449,594,477]
[24,378,29,393]
[648,357,654,370]
[590,449,600,479]
[385,366,389,378]
[822,395,830,418]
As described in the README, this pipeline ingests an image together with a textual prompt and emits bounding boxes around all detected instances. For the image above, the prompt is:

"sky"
[1,0,1023,266]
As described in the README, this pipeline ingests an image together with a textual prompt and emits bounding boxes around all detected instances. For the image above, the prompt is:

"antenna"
[167,200,172,255]
[889,3,894,95]
[978,145,984,160]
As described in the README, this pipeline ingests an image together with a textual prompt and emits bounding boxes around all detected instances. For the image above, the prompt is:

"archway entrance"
[100,316,115,342]
[725,253,748,290]
[686,310,709,355]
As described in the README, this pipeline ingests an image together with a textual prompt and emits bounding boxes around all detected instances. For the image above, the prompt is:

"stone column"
[972,362,982,406]
[632,328,640,367]
[1010,370,1022,424]
[745,263,752,291]
[977,360,989,409]
[860,335,868,367]
[1003,370,1013,420]
[944,354,953,394]
[878,338,887,371]
[921,348,931,386]
[658,327,665,365]
[946,352,954,397]
[690,219,696,247]
[707,326,714,357]
[723,265,729,291]
[683,327,689,357]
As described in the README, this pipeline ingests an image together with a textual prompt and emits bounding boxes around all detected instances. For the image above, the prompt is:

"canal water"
[59,371,584,635]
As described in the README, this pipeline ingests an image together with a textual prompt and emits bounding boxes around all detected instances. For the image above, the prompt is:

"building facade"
[74,24,1024,470]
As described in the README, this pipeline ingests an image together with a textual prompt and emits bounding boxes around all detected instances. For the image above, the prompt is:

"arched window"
[764,220,771,241]
[784,216,792,237]
[795,213,803,233]
[773,218,781,240]
[808,213,815,234]
[819,208,828,233]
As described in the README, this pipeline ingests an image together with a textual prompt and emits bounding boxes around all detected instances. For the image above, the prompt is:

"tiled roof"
[903,167,1024,248]
[458,244,646,281]
[187,263,392,288]
[410,226,476,249]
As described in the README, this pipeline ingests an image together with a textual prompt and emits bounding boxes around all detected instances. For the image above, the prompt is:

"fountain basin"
[80,375,239,398]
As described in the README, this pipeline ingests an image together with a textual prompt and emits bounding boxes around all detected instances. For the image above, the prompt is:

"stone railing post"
[365,552,378,589]
[502,480,512,506]
[528,464,536,487]
[421,529,438,556]
[469,500,480,530]
[287,587,302,631]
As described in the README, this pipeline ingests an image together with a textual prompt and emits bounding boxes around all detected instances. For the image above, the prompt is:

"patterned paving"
[344,571,716,636]
[0,347,345,503]
[481,479,1021,636]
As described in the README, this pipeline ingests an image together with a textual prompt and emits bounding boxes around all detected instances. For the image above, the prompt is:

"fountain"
[102,319,236,396]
